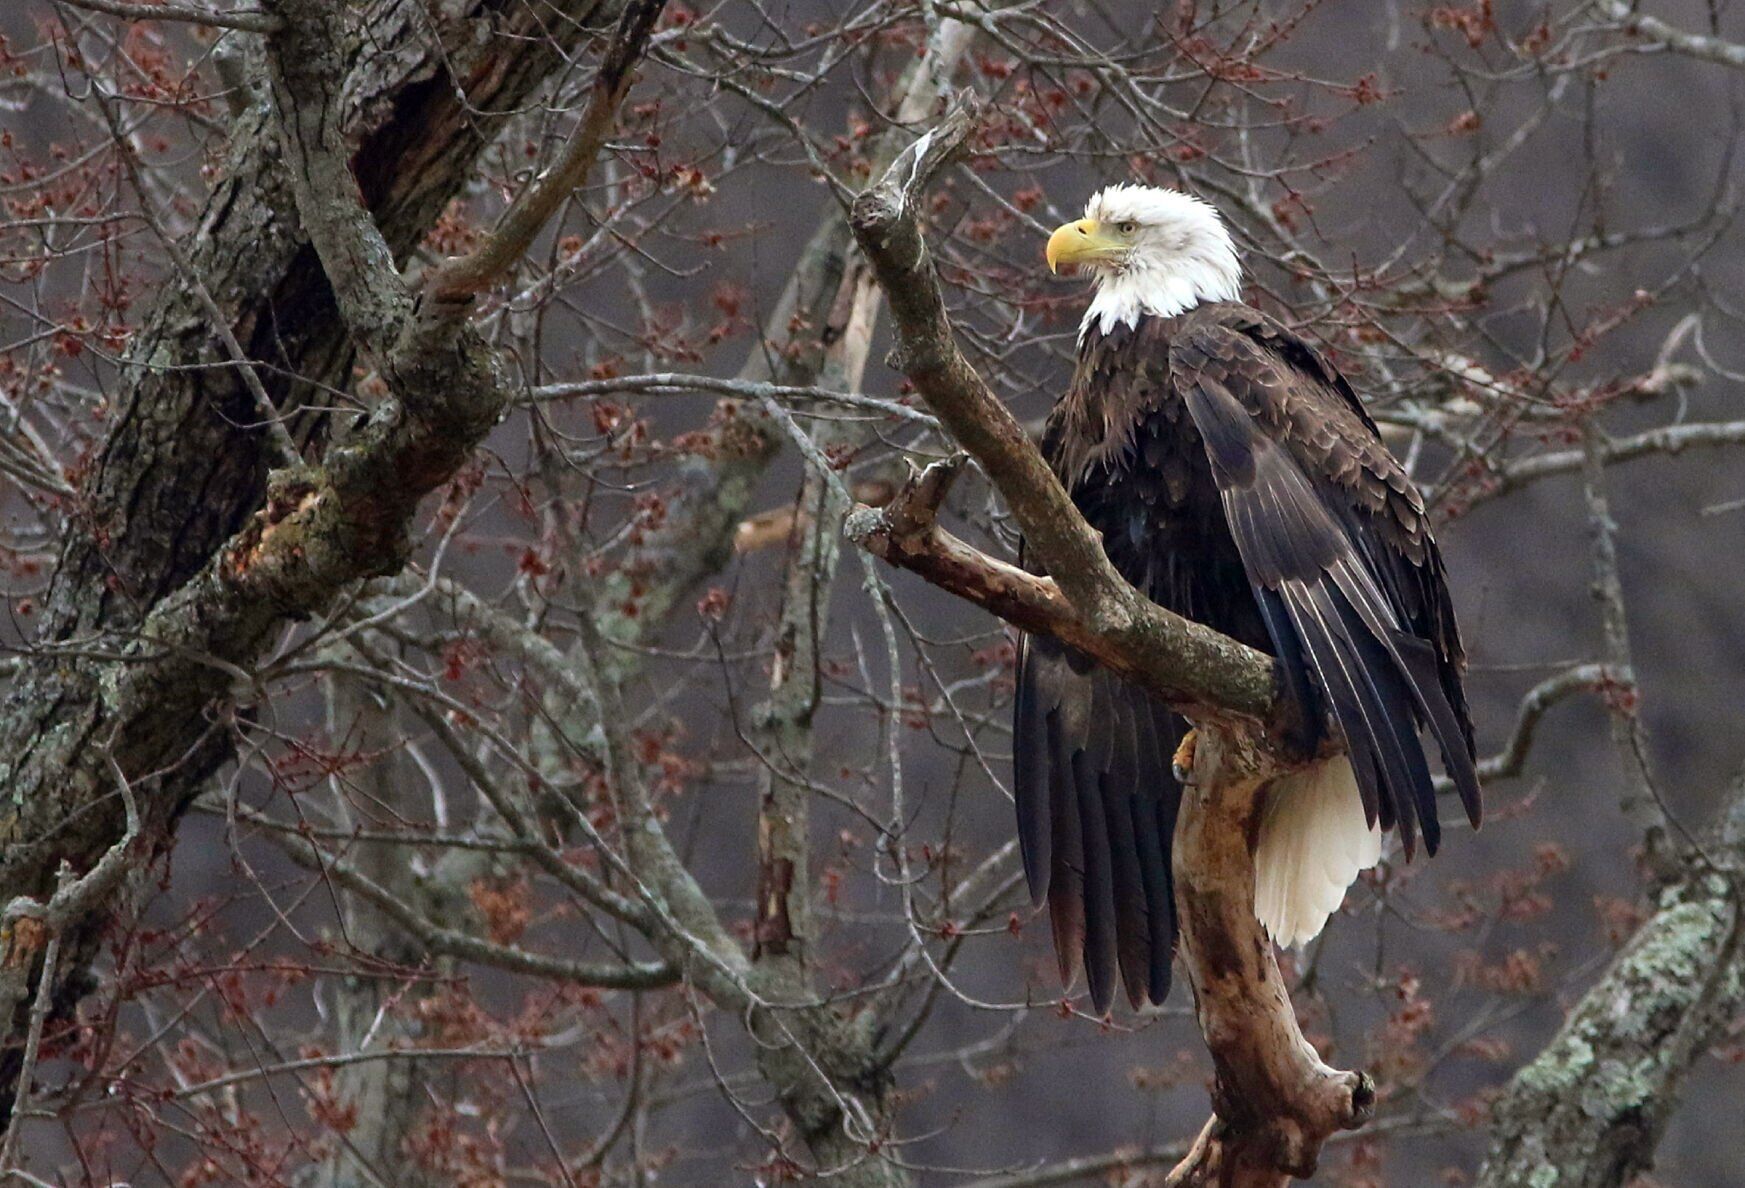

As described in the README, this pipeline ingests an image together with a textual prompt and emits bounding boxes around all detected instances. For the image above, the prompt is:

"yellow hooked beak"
[1046,217,1125,273]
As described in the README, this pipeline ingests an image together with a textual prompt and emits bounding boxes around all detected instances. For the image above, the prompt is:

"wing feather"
[1013,632,1053,901]
[1044,700,1085,984]
[1172,313,1479,859]
[1072,747,1121,1013]
[1012,301,1477,1007]
[1098,672,1156,1007]
[1014,634,1183,1011]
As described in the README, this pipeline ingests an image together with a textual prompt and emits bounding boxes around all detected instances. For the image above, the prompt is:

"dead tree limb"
[845,101,1274,726]
[423,0,668,307]
[1166,730,1375,1186]
[846,94,1370,1184]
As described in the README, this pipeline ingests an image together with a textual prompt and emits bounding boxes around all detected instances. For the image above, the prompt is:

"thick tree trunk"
[0,0,625,1118]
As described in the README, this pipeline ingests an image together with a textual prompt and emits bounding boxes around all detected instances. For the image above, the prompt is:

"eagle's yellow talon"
[1172,728,1199,785]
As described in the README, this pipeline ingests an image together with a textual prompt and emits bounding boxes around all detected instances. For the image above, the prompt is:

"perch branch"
[846,457,1269,716]
[847,96,1368,1184]
[845,99,1274,725]
[1165,729,1374,1186]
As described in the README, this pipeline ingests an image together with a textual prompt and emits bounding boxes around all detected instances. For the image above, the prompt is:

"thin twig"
[0,872,66,1174]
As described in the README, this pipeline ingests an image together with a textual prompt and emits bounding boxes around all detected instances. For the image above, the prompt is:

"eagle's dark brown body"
[1013,301,1480,1012]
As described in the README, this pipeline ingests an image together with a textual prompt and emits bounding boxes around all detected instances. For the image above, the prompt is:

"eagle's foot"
[1172,728,1199,785]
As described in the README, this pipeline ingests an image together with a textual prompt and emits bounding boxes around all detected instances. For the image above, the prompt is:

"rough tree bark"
[1167,730,1375,1186]
[1475,777,1745,1188]
[0,0,636,1121]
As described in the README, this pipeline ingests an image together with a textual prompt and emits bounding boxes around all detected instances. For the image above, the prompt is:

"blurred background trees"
[0,0,1742,1184]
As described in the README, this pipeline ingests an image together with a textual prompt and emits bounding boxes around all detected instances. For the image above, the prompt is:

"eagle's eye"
[1116,220,1138,235]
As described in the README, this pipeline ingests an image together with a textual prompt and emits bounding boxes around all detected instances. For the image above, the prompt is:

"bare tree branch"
[1483,419,1745,501]
[847,96,1366,1186]
[1478,664,1615,783]
[267,820,677,989]
[422,0,668,308]
[1590,0,1745,69]
[53,0,281,33]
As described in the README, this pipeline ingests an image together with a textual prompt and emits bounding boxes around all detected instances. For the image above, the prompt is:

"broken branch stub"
[1167,727,1374,1186]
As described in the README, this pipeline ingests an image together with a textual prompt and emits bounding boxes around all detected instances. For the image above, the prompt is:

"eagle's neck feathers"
[1082,254,1242,337]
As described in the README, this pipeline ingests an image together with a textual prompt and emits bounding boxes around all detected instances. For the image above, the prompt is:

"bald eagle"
[1015,185,1482,1012]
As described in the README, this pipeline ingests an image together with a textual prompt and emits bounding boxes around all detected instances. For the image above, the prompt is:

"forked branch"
[847,95,1370,1184]
[846,97,1274,725]
[846,457,1266,718]
[423,0,668,308]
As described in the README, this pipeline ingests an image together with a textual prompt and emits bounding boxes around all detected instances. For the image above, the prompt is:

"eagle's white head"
[1046,184,1242,336]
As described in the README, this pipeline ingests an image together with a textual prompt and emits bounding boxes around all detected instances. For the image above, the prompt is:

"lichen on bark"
[1478,850,1744,1188]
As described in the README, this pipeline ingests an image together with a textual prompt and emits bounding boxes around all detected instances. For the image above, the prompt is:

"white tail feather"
[1253,758,1381,948]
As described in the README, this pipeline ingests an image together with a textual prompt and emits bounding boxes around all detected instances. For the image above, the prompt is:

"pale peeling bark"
[315,678,443,1188]
[749,273,877,966]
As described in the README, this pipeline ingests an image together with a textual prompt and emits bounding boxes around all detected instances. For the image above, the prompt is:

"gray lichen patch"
[1478,881,1744,1188]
